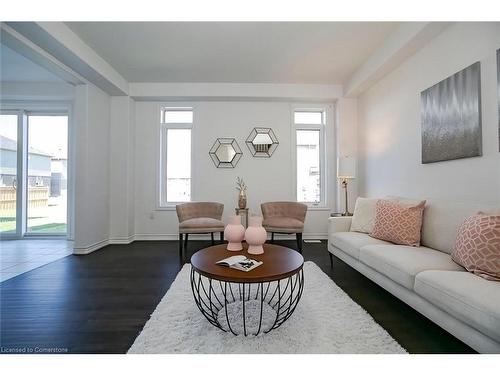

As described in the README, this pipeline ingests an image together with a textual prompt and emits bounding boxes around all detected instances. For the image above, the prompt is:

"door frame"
[0,109,25,239]
[0,102,74,240]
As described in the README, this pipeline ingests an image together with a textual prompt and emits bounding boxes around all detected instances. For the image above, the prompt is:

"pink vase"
[245,216,267,255]
[224,215,245,251]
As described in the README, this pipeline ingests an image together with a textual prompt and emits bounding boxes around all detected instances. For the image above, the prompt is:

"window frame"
[292,107,327,208]
[158,107,194,209]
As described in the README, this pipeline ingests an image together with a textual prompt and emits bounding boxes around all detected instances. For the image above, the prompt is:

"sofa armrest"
[328,216,352,234]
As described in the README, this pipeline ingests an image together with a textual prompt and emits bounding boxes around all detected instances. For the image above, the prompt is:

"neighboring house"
[296,142,321,203]
[0,135,68,212]
[49,157,68,196]
[0,134,53,188]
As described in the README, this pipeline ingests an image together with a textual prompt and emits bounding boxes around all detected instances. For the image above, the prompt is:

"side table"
[235,207,249,228]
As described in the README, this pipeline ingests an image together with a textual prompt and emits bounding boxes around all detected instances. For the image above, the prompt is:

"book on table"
[216,255,263,272]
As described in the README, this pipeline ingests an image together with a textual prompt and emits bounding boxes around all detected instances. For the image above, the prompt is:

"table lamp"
[337,156,356,216]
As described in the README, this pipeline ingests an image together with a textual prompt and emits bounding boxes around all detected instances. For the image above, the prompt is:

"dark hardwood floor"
[0,240,475,354]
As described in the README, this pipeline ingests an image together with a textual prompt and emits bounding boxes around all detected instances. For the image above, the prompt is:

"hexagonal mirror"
[209,138,242,168]
[245,127,279,157]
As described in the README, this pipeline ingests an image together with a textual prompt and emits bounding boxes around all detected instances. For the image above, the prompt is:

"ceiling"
[0,43,65,83]
[66,22,399,84]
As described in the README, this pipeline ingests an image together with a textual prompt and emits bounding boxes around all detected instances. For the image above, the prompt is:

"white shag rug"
[128,261,407,354]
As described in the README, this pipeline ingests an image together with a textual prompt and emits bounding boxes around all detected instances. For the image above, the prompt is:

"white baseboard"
[73,239,110,255]
[108,235,135,244]
[303,233,328,240]
[134,234,186,241]
[73,232,327,255]
[133,233,327,241]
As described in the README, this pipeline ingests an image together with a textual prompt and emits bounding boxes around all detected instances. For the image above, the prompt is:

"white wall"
[73,83,111,253]
[109,96,135,242]
[127,99,136,240]
[358,22,500,205]
[0,82,74,101]
[336,98,358,213]
[133,100,337,240]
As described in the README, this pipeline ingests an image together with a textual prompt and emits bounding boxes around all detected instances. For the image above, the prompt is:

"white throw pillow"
[350,197,378,234]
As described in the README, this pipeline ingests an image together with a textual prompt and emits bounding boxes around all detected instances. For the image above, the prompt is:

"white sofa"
[327,199,500,353]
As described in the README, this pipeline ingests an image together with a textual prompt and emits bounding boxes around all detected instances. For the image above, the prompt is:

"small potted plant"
[236,177,247,209]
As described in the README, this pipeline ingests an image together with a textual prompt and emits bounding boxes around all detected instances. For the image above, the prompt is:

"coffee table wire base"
[190,267,304,336]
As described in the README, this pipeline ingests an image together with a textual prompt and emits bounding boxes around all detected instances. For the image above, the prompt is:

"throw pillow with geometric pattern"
[451,213,500,281]
[370,199,426,247]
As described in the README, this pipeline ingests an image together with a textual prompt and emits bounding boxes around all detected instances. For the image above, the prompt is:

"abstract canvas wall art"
[421,62,482,164]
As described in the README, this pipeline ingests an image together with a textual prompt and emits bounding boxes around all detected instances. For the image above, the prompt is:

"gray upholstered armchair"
[261,202,308,253]
[176,202,224,262]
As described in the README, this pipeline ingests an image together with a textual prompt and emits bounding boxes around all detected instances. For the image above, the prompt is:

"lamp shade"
[337,156,356,179]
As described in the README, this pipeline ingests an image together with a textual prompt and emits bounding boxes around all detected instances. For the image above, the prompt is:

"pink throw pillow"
[370,199,426,246]
[452,213,500,281]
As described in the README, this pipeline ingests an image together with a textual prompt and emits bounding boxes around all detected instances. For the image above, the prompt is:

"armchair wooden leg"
[179,233,183,263]
[184,233,189,257]
[296,233,303,254]
[271,232,275,243]
[211,232,214,245]
[220,231,224,243]
[329,252,333,268]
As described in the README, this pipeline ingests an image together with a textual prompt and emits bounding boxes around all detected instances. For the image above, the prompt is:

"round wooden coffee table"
[190,243,304,336]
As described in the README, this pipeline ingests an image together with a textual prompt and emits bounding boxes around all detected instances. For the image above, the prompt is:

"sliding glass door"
[0,111,68,238]
[0,113,19,236]
[26,115,68,234]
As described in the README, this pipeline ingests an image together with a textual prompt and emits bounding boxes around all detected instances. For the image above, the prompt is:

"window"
[294,110,326,206]
[294,111,323,125]
[162,109,193,124]
[159,108,193,207]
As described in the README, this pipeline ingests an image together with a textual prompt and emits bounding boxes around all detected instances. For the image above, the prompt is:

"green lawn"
[30,223,67,233]
[0,217,16,233]
[0,217,66,234]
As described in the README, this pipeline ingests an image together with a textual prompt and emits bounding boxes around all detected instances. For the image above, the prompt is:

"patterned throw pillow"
[370,199,426,247]
[452,213,500,281]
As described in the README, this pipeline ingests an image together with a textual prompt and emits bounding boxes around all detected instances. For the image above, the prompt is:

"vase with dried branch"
[236,177,247,209]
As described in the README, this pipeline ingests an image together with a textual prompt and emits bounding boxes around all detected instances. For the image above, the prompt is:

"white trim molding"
[132,233,328,242]
[73,232,329,255]
[130,83,343,102]
[73,239,110,255]
[108,235,136,244]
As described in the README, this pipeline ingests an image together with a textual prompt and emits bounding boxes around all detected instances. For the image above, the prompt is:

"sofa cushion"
[421,199,493,254]
[350,197,378,234]
[415,270,500,342]
[329,216,352,234]
[359,244,465,289]
[262,217,304,233]
[179,217,225,233]
[329,232,390,259]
